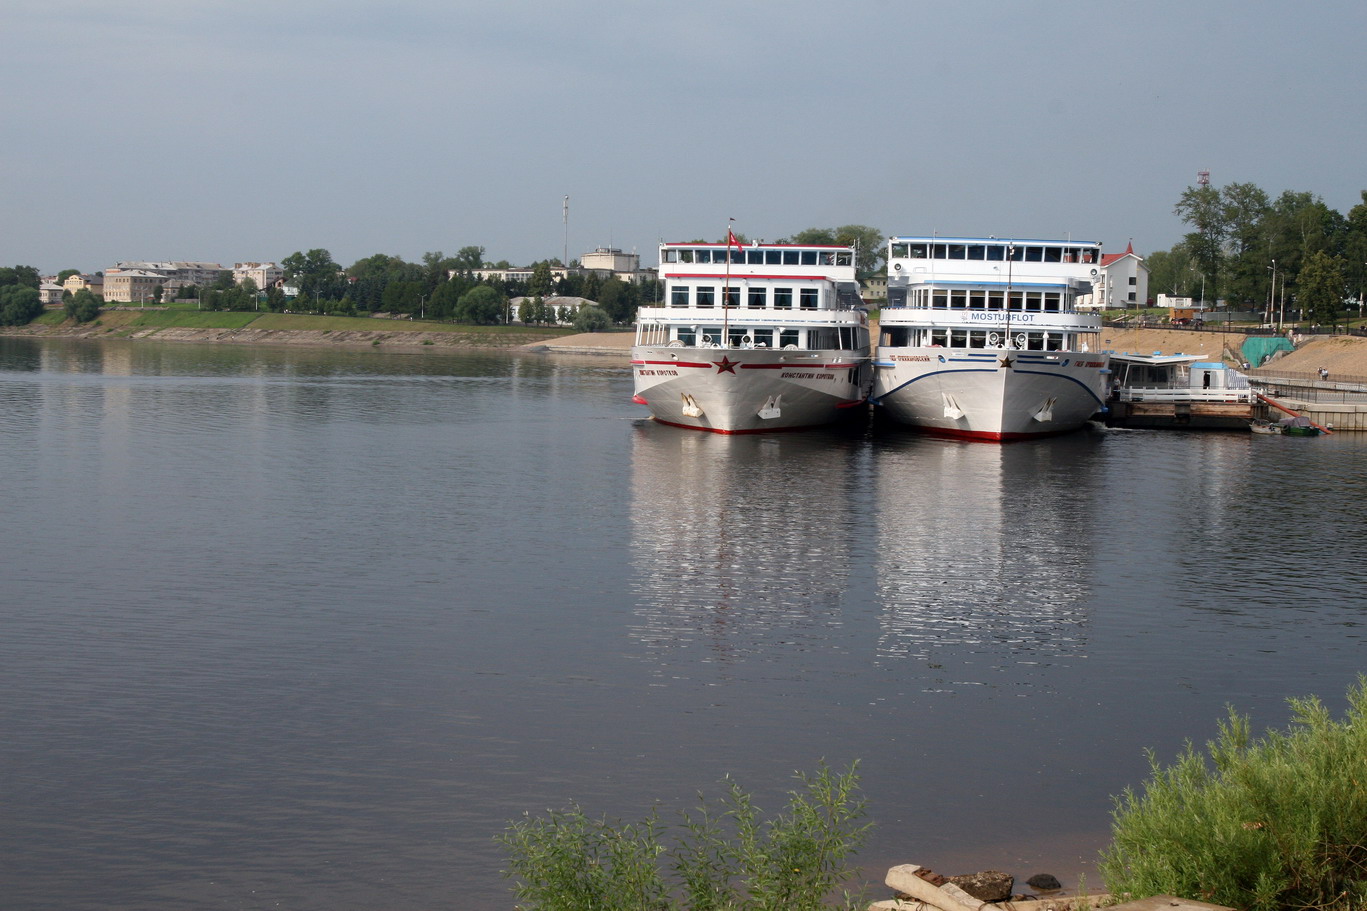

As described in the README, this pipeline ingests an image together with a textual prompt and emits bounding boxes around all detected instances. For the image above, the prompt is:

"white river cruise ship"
[632,240,872,433]
[872,235,1109,441]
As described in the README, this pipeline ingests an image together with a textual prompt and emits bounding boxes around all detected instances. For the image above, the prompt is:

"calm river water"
[3,336,1365,910]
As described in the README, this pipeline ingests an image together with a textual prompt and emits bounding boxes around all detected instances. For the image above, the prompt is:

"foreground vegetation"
[1101,677,1367,911]
[498,762,871,911]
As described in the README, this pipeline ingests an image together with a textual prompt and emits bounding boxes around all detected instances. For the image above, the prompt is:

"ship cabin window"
[949,290,967,309]
[1043,247,1062,263]
[728,326,748,347]
[836,251,853,266]
[674,327,696,346]
[984,245,1005,261]
[748,287,766,308]
[1024,246,1043,262]
[723,286,740,307]
[783,250,800,265]
[779,328,799,348]
[929,328,949,346]
[695,249,712,263]
[799,288,819,309]
[969,290,986,310]
[882,326,911,346]
[671,286,690,307]
[890,243,909,259]
[932,289,949,309]
[801,250,819,265]
[774,288,793,309]
[988,290,1005,310]
[908,243,929,258]
[950,329,969,347]
[887,288,908,308]
[765,250,782,265]
[696,287,715,308]
[698,327,722,346]
[663,249,679,263]
[747,250,764,265]
[679,250,694,263]
[946,244,966,259]
[749,328,774,347]
[1006,246,1025,262]
[967,245,986,260]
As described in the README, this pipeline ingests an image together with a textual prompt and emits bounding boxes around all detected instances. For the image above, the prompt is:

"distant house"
[103,268,165,303]
[1098,242,1148,309]
[233,262,284,289]
[39,281,65,306]
[63,272,104,299]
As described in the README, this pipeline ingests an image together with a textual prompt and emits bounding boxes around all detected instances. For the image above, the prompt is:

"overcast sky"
[4,0,1365,275]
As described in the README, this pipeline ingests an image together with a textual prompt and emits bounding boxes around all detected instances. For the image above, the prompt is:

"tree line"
[1151,183,1367,327]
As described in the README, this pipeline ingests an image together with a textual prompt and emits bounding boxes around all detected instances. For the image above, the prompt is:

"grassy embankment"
[27,308,583,347]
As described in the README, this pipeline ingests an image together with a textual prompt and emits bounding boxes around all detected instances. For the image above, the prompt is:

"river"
[2,336,1365,910]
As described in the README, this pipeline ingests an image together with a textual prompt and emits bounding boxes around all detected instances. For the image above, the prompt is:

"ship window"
[774,287,792,309]
[930,243,945,259]
[723,286,740,307]
[836,252,852,266]
[779,329,799,348]
[783,250,800,265]
[969,290,986,309]
[663,249,679,263]
[1046,333,1063,351]
[695,249,711,263]
[1026,292,1043,311]
[930,328,948,346]
[750,328,773,347]
[748,287,766,308]
[883,326,910,346]
[800,250,818,265]
[950,328,968,347]
[968,331,987,348]
[932,290,948,309]
[696,287,715,308]
[946,244,966,259]
[766,250,782,265]
[1044,293,1061,312]
[700,327,722,345]
[985,245,1005,261]
[967,245,985,260]
[747,249,764,264]
[1024,246,1043,262]
[671,286,689,307]
[1043,247,1062,262]
[1028,333,1045,350]
[888,288,907,308]
[728,326,747,346]
[908,243,929,258]
[988,290,1005,310]
[799,288,819,309]
[679,249,694,263]
[1008,291,1023,309]
[950,289,967,309]
[675,327,696,346]
[891,243,909,258]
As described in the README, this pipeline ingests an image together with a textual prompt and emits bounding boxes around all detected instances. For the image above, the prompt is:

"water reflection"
[627,422,868,677]
[871,432,1102,679]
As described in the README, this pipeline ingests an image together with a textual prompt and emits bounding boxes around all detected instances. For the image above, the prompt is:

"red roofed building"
[1097,240,1148,310]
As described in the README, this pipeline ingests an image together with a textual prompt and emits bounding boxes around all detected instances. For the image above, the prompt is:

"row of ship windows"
[905,287,1067,312]
[662,248,853,266]
[890,242,1099,264]
[881,327,1072,351]
[672,326,860,349]
[671,286,821,309]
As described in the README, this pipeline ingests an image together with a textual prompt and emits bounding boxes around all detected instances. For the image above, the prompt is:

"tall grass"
[1100,676,1367,911]
[498,762,871,911]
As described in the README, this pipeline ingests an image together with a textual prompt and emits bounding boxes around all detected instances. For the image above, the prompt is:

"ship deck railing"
[1116,386,1257,404]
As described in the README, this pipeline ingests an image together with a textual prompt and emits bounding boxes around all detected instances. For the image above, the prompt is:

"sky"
[4,0,1366,275]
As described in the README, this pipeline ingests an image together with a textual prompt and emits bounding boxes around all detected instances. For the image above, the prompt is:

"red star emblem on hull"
[998,356,1015,369]
[713,356,739,374]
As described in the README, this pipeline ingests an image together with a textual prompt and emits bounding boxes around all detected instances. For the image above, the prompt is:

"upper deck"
[887,236,1103,287]
[659,242,857,284]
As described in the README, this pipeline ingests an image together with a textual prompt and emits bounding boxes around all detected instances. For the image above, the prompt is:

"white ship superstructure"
[632,240,872,433]
[873,236,1109,440]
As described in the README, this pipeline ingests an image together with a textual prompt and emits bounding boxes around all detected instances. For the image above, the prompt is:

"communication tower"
[1197,169,1210,187]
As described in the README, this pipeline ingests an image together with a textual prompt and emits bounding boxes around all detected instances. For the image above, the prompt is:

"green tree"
[572,304,611,332]
[455,285,505,324]
[1174,184,1227,302]
[450,245,485,274]
[529,262,555,298]
[1298,251,1346,329]
[1345,191,1367,320]
[57,269,80,284]
[281,248,343,302]
[1145,244,1198,299]
[64,288,102,323]
[786,225,885,277]
[0,285,43,325]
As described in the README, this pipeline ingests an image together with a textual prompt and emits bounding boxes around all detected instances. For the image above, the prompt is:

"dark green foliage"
[1101,677,1367,911]
[64,288,101,323]
[0,283,43,326]
[456,285,505,325]
[571,304,611,332]
[499,762,871,911]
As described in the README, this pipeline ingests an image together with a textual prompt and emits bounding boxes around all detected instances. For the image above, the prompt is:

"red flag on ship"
[728,228,744,251]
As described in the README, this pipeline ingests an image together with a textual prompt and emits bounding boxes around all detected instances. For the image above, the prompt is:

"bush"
[572,304,612,332]
[498,761,871,911]
[1100,676,1367,911]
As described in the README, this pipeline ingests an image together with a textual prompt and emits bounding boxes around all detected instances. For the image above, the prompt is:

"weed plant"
[497,761,871,911]
[1100,676,1367,911]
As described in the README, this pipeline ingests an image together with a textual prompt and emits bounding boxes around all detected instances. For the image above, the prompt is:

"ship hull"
[872,348,1107,440]
[632,346,869,433]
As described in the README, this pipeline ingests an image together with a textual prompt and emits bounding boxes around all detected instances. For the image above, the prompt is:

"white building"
[1098,242,1148,309]
[233,262,284,289]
